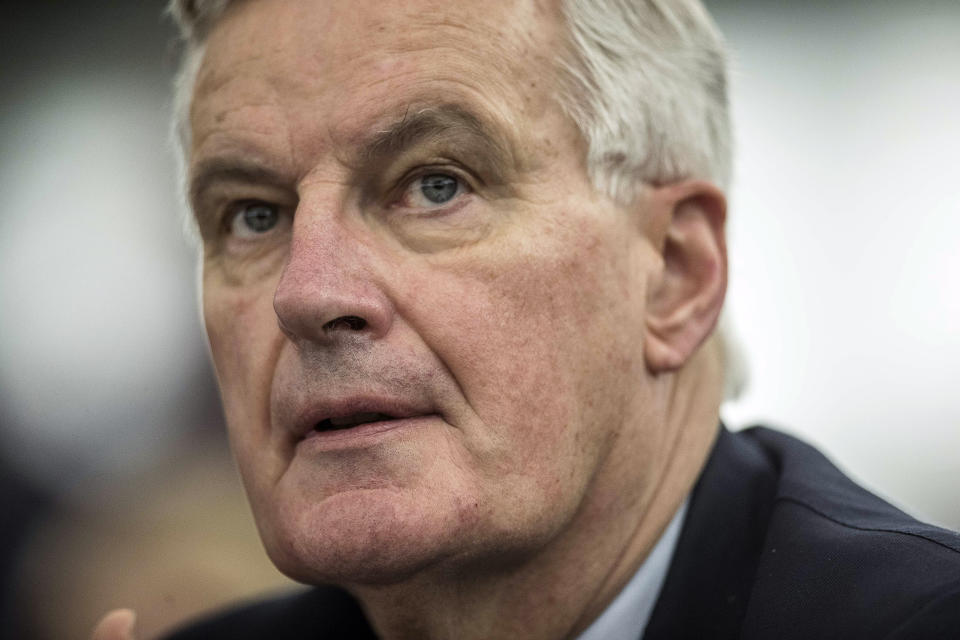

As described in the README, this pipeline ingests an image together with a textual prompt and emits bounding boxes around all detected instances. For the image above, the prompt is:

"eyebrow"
[356,103,514,170]
[188,159,289,212]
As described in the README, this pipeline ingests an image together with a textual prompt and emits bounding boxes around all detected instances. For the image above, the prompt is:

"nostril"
[322,315,367,332]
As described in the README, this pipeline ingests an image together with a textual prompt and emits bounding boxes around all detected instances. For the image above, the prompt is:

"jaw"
[330,373,720,640]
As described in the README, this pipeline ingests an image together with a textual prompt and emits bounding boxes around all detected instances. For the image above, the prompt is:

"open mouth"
[314,412,395,432]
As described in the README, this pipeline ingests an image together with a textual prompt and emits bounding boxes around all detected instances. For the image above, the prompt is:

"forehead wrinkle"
[194,0,572,192]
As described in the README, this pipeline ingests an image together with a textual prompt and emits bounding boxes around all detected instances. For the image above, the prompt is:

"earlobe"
[644,181,727,373]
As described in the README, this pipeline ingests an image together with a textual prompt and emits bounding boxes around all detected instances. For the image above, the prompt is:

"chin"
[257,485,485,587]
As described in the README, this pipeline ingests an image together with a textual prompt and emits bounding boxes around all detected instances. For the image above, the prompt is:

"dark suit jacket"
[163,427,960,639]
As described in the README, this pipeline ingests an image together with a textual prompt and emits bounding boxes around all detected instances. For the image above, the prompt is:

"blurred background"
[1,1,957,638]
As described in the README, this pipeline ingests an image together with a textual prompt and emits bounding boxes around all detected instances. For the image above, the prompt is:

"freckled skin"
[191,0,725,638]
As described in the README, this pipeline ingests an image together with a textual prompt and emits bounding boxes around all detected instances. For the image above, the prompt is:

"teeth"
[327,412,391,428]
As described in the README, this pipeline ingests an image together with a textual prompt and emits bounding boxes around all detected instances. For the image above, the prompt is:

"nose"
[273,215,394,346]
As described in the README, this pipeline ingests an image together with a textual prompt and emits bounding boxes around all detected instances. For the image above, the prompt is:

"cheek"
[407,211,646,482]
[202,272,282,456]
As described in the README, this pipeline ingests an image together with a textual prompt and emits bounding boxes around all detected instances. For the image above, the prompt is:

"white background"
[714,1,960,528]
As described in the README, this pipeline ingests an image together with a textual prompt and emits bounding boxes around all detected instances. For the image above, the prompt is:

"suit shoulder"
[160,586,377,640]
[883,580,960,640]
[739,427,960,639]
[744,425,960,556]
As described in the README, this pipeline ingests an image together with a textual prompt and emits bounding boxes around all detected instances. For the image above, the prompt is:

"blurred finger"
[91,609,137,640]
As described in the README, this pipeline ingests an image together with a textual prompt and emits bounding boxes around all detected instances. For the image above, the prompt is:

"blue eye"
[419,174,459,204]
[394,170,472,212]
[230,202,279,237]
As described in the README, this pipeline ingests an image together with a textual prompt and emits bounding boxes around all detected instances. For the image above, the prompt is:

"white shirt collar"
[575,499,688,640]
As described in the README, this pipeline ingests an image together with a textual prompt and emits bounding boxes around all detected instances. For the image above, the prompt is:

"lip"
[289,395,437,445]
[298,414,436,452]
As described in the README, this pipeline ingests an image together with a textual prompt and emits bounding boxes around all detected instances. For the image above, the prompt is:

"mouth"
[291,394,437,446]
[297,405,435,451]
[314,412,397,432]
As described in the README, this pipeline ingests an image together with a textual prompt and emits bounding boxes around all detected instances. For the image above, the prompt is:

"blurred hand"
[91,609,138,640]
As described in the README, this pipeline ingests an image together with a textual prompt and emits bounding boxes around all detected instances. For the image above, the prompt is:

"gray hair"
[557,0,731,202]
[167,0,745,398]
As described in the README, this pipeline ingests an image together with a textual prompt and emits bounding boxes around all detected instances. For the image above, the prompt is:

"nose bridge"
[273,202,393,345]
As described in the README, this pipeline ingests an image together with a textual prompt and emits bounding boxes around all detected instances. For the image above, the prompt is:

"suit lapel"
[642,427,779,640]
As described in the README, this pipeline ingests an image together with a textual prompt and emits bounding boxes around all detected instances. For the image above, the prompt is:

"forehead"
[190,0,569,166]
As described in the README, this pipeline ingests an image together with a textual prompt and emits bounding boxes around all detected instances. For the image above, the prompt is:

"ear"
[643,180,727,373]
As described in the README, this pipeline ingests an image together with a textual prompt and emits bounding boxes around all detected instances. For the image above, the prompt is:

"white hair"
[167,0,746,398]
[557,0,731,201]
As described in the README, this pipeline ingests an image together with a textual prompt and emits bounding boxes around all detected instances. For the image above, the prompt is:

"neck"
[351,343,724,640]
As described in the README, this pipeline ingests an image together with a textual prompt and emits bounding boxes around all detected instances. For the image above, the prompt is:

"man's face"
[190,0,667,585]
